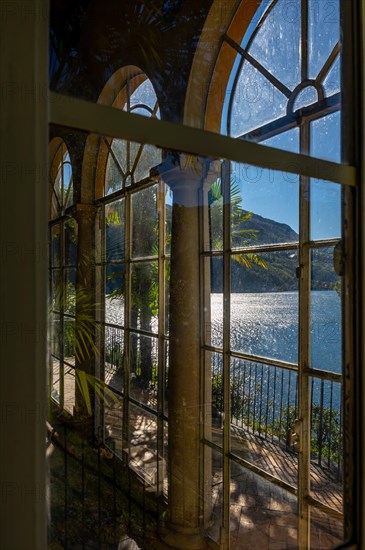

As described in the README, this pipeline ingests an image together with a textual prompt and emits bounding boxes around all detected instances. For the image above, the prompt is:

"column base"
[159,521,208,549]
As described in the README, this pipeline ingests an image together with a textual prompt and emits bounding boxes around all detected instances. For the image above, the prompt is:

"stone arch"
[48,136,74,219]
[184,0,262,131]
[83,65,160,199]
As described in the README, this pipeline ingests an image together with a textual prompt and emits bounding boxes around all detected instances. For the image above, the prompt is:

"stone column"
[154,154,207,549]
[73,203,97,439]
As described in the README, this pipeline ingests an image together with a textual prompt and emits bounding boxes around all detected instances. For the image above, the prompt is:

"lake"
[210,290,342,412]
[105,290,342,411]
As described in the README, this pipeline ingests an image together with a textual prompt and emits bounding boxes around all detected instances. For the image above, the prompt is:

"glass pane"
[311,111,341,163]
[64,219,77,266]
[308,0,340,80]
[207,178,223,251]
[112,138,127,177]
[310,377,344,547]
[64,366,76,415]
[293,85,318,111]
[64,318,75,363]
[162,421,168,496]
[105,199,125,262]
[231,251,299,364]
[230,461,297,549]
[132,185,158,257]
[165,184,173,255]
[63,161,73,208]
[231,163,299,247]
[230,60,288,137]
[310,506,344,549]
[104,326,124,392]
[310,179,341,241]
[104,395,123,459]
[133,143,162,183]
[131,261,158,332]
[206,449,223,543]
[51,357,61,403]
[311,246,342,374]
[105,264,125,325]
[205,256,223,349]
[51,224,60,267]
[54,165,63,203]
[249,0,301,88]
[105,148,123,195]
[130,78,159,111]
[310,379,343,500]
[51,269,61,312]
[130,332,158,409]
[164,259,170,336]
[230,358,298,486]
[323,55,340,96]
[164,341,169,417]
[49,313,61,357]
[206,352,223,447]
[262,127,300,153]
[128,403,158,486]
[64,269,76,315]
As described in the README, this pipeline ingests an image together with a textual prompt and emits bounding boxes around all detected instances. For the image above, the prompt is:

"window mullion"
[223,34,292,99]
[301,0,309,81]
[298,120,311,550]
[60,219,65,410]
[157,180,166,495]
[222,160,231,547]
[123,191,132,462]
[49,93,356,187]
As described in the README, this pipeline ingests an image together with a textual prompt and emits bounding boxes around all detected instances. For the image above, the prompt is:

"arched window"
[49,140,74,219]
[224,0,340,153]
[201,1,348,548]
[95,70,170,490]
[104,75,161,193]
[49,139,78,415]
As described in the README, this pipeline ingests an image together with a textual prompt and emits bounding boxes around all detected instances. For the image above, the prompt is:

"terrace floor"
[51,363,344,549]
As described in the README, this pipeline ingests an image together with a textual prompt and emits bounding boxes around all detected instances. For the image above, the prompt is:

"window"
[49,139,78,415]
[201,1,348,548]
[95,71,170,491]
[2,2,362,550]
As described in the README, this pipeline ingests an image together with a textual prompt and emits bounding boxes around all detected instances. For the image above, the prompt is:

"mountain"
[211,212,339,293]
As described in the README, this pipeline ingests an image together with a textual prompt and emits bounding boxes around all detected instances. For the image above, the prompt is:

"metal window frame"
[48,6,362,550]
[197,1,355,548]
[49,93,355,188]
[97,148,169,493]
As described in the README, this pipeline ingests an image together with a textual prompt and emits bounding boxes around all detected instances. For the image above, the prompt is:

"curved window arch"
[49,138,78,415]
[49,139,74,219]
[200,2,348,548]
[94,70,170,483]
[98,68,162,195]
[224,0,341,147]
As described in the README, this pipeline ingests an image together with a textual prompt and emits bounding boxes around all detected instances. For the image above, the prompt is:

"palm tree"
[208,177,268,270]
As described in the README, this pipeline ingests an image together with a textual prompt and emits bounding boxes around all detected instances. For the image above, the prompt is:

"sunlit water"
[210,290,342,410]
[105,290,342,410]
[210,291,341,372]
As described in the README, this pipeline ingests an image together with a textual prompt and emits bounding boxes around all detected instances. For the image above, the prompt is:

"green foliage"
[75,370,119,416]
[50,283,120,416]
[212,373,342,466]
[105,209,122,226]
[209,177,268,270]
[58,285,100,363]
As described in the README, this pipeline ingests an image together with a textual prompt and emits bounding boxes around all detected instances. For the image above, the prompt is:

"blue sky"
[224,0,341,240]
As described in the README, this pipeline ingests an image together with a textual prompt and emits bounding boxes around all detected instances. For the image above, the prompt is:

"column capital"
[151,152,210,190]
[151,153,219,206]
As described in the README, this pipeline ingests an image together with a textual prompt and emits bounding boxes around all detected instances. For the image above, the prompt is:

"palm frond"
[232,253,268,270]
